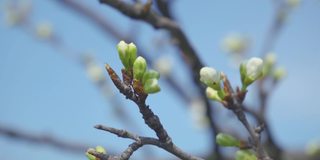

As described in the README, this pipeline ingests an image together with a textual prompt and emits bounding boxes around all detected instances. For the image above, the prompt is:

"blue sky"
[1,0,320,159]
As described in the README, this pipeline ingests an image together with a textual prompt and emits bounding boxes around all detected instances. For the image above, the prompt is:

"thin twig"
[93,124,204,160]
[221,74,272,160]
[0,124,90,153]
[102,64,204,160]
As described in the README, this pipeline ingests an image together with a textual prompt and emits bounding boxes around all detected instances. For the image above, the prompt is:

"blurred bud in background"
[221,33,251,67]
[287,0,301,8]
[306,140,320,158]
[153,55,173,76]
[189,98,209,130]
[221,33,250,55]
[3,0,32,26]
[35,22,53,39]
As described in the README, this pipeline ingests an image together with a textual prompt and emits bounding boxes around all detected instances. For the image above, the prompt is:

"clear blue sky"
[1,0,320,159]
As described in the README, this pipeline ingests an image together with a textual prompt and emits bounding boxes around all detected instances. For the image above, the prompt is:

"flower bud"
[246,57,264,80]
[86,148,96,160]
[153,56,172,76]
[206,87,223,102]
[142,70,160,85]
[36,22,53,39]
[287,0,300,8]
[273,67,286,81]
[127,43,137,68]
[133,56,147,81]
[306,141,320,157]
[143,78,160,94]
[95,146,106,154]
[4,0,32,26]
[240,57,264,90]
[200,67,221,90]
[216,133,240,147]
[235,150,257,160]
[263,53,276,75]
[117,41,129,69]
[222,34,249,54]
[116,41,137,69]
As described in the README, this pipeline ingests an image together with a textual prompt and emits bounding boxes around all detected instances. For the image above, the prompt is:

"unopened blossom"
[245,57,264,80]
[200,67,221,89]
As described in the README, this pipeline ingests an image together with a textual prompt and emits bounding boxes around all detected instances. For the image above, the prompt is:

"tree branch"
[98,1,222,158]
[221,74,272,160]
[102,64,204,160]
[93,124,204,160]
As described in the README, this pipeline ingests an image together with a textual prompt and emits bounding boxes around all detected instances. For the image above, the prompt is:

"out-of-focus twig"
[0,124,90,153]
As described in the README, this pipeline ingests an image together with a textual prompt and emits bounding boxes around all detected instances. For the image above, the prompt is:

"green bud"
[117,41,130,69]
[142,70,160,85]
[235,150,257,160]
[273,67,286,81]
[216,133,240,147]
[133,56,147,81]
[127,43,137,68]
[95,145,106,154]
[206,87,223,102]
[143,78,161,94]
[116,41,138,69]
[86,148,96,160]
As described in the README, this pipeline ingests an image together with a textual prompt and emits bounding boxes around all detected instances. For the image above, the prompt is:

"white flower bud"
[200,67,221,90]
[246,57,264,80]
[206,87,222,102]
[240,57,264,90]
